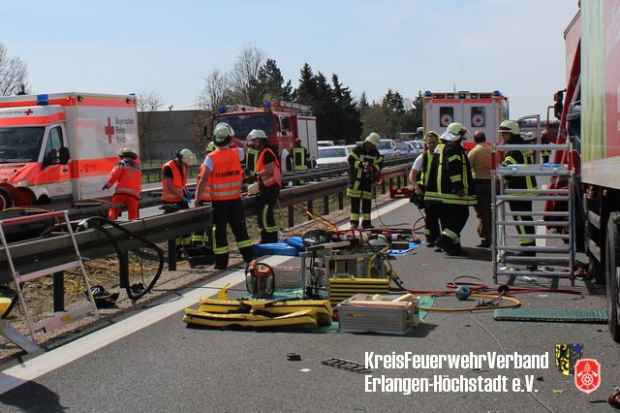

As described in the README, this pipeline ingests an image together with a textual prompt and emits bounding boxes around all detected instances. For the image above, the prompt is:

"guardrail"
[0,162,411,311]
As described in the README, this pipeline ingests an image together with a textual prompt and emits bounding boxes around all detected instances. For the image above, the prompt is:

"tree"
[229,46,265,106]
[295,63,316,106]
[136,90,163,112]
[256,58,293,102]
[0,43,28,96]
[197,69,232,111]
[358,92,369,113]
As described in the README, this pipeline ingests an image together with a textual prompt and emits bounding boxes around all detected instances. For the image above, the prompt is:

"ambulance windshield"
[0,127,45,162]
[217,113,274,140]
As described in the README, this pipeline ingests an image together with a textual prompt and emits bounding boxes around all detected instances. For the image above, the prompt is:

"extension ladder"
[0,211,99,353]
[491,143,576,286]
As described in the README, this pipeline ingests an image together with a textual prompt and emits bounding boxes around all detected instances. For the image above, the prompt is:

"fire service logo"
[554,343,583,376]
[574,358,601,394]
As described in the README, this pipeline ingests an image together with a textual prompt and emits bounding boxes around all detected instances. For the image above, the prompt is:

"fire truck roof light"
[218,106,226,113]
[36,94,49,106]
[263,100,272,110]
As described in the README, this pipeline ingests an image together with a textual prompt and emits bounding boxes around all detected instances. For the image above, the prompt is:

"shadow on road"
[0,380,66,412]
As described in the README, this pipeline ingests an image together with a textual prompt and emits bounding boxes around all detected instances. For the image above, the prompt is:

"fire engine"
[422,90,509,150]
[0,92,139,211]
[213,100,318,160]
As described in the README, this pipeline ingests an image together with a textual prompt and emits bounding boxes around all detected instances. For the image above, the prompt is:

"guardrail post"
[323,196,329,215]
[53,272,64,312]
[288,205,294,228]
[167,240,177,271]
[382,179,386,194]
[118,250,129,288]
[338,192,344,210]
[307,200,313,218]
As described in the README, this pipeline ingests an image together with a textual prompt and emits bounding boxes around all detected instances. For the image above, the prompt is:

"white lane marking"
[0,197,410,394]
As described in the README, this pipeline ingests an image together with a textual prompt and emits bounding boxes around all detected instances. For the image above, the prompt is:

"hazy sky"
[2,0,577,118]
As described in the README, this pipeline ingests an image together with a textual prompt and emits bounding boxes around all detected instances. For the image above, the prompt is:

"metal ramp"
[0,211,99,353]
[491,143,576,286]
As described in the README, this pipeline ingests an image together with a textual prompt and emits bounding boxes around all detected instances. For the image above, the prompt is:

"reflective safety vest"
[256,147,282,188]
[196,163,210,201]
[293,147,307,171]
[423,143,476,206]
[106,158,142,199]
[246,147,259,174]
[161,160,188,203]
[502,146,537,192]
[205,148,243,201]
[416,150,433,187]
[347,144,383,199]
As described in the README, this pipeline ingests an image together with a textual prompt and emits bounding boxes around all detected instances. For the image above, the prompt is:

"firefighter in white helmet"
[423,122,476,255]
[347,132,384,228]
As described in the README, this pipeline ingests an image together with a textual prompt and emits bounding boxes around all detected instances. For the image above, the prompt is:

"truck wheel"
[0,189,13,211]
[605,212,620,342]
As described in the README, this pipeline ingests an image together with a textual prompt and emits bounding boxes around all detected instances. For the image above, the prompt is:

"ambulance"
[0,92,139,210]
[422,90,509,150]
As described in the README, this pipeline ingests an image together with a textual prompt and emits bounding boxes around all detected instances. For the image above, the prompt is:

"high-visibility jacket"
[196,163,210,202]
[423,142,476,206]
[293,147,308,171]
[246,147,259,174]
[161,160,188,203]
[347,144,383,199]
[106,158,142,199]
[416,150,433,188]
[204,148,243,201]
[502,137,537,192]
[256,147,282,189]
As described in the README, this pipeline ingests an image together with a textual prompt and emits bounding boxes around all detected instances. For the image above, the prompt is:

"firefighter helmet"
[214,122,235,146]
[247,129,268,142]
[416,127,424,133]
[364,132,381,147]
[118,147,138,159]
[447,122,466,136]
[498,120,520,135]
[177,148,197,165]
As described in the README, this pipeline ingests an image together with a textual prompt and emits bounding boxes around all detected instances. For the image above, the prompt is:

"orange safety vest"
[196,163,211,202]
[256,147,282,188]
[204,148,243,201]
[161,160,188,203]
[106,158,142,199]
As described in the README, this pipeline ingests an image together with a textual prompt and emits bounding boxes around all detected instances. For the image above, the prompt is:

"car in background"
[317,140,335,147]
[377,139,397,158]
[408,140,425,157]
[395,141,416,156]
[317,145,351,166]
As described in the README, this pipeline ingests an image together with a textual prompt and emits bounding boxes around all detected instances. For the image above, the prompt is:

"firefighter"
[103,148,141,221]
[468,130,493,248]
[541,128,552,163]
[409,131,440,246]
[292,139,312,172]
[498,120,537,265]
[195,123,254,269]
[245,135,260,176]
[347,132,384,229]
[247,129,282,243]
[424,122,476,255]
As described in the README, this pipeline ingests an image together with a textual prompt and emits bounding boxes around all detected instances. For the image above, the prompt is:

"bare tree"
[136,90,163,112]
[229,45,265,106]
[0,43,28,96]
[197,69,231,111]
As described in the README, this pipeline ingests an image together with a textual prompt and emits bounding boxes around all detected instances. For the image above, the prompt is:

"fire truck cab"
[422,90,509,150]
[0,92,139,210]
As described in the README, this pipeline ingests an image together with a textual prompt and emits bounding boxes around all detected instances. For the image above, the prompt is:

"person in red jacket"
[103,148,142,220]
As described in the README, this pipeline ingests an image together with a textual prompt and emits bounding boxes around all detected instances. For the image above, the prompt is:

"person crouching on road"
[195,123,254,270]
[347,132,384,229]
[161,148,195,210]
[424,122,476,256]
[468,131,493,248]
[103,148,141,221]
[409,131,440,247]
[247,129,282,244]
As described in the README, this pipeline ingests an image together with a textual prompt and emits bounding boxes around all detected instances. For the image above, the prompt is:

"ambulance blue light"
[493,90,502,96]
[36,94,49,106]
[424,90,432,97]
[263,100,272,110]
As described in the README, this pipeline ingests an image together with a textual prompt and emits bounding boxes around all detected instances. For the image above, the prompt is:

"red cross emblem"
[104,118,115,144]
[25,109,33,116]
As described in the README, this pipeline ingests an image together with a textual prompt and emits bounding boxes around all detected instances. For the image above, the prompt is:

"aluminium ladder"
[491,143,576,286]
[0,210,99,352]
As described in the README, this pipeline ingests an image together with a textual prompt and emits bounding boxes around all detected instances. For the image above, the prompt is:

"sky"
[1,0,578,118]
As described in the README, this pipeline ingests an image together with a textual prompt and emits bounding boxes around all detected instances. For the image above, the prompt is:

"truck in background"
[0,93,139,210]
[213,100,318,161]
[422,90,509,150]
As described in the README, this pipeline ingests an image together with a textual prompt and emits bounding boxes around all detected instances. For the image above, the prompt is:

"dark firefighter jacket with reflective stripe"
[502,136,537,191]
[423,142,476,205]
[347,144,383,198]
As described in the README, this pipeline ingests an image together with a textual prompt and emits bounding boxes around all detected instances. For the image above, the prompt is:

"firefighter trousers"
[212,199,255,269]
[473,179,492,244]
[439,204,470,252]
[508,200,535,254]
[257,186,280,244]
[108,194,140,221]
[423,200,441,244]
[350,196,373,228]
[163,201,193,253]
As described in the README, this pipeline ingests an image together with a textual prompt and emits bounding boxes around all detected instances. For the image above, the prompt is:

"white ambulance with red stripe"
[422,90,509,150]
[0,92,139,210]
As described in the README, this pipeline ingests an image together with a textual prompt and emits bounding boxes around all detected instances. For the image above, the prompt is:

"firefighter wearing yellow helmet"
[423,122,476,255]
[498,119,538,268]
[347,132,384,228]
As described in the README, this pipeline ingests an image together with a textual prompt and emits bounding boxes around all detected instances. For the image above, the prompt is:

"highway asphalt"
[0,200,618,413]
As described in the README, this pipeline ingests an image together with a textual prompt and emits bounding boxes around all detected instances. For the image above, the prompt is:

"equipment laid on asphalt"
[328,278,390,306]
[493,308,608,324]
[321,358,371,374]
[182,286,332,329]
[337,293,419,335]
[245,260,275,299]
